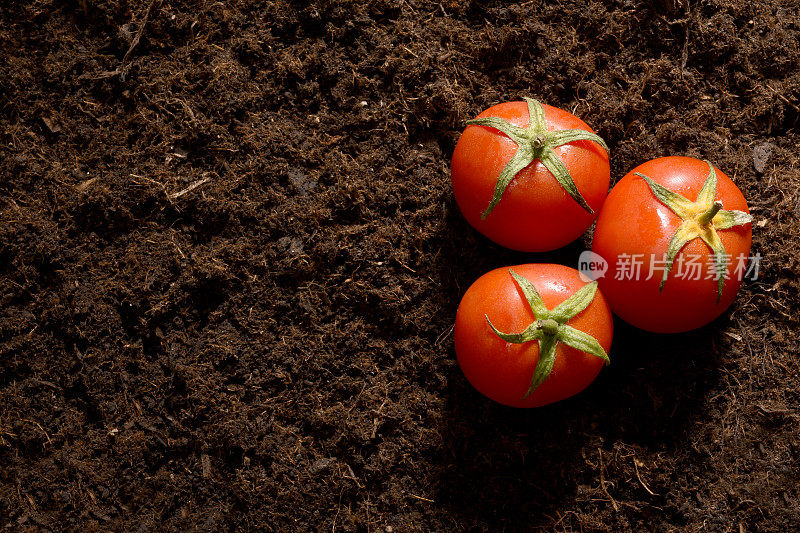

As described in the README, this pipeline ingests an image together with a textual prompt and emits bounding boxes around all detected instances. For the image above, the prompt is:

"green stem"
[697,200,723,226]
[531,133,547,149]
[537,319,560,336]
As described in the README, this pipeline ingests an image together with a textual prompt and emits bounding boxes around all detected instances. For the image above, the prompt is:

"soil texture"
[1,0,800,530]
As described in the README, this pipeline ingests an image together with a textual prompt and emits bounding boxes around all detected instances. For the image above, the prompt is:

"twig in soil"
[552,510,581,529]
[166,96,198,123]
[90,0,160,80]
[766,84,800,113]
[393,256,416,273]
[633,458,658,496]
[331,489,344,532]
[598,447,619,511]
[130,173,171,201]
[755,403,798,418]
[76,177,100,191]
[169,176,212,199]
[171,237,186,259]
[678,1,691,78]
[5,197,22,214]
[201,453,211,478]
[434,324,454,346]
[20,419,52,446]
[120,0,160,74]
[31,378,61,391]
[407,493,434,503]
[724,331,743,343]
[341,463,363,488]
[401,46,419,58]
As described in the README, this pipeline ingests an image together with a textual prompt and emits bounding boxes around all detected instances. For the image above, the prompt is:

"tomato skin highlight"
[451,101,610,252]
[592,156,753,333]
[454,264,613,408]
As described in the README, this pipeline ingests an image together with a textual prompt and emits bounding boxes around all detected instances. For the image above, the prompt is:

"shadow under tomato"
[442,197,594,288]
[586,318,721,446]
[436,300,719,528]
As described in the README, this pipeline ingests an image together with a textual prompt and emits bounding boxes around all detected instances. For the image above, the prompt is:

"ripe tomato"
[592,157,753,333]
[454,264,613,408]
[451,99,610,252]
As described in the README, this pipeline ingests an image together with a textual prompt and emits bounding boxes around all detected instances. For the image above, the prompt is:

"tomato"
[454,264,613,408]
[451,98,610,252]
[592,157,753,333]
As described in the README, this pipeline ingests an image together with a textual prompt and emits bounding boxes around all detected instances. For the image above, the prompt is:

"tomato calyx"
[635,161,753,302]
[485,269,610,398]
[466,97,609,219]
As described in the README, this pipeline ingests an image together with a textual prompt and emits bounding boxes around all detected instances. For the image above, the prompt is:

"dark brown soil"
[2,0,799,530]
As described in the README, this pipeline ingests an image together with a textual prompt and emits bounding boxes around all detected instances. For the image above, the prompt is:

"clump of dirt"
[1,0,799,530]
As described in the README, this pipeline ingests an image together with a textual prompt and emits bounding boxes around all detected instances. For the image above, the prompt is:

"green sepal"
[479,147,534,220]
[713,209,753,229]
[539,148,594,214]
[659,224,697,290]
[548,128,609,153]
[557,325,611,365]
[486,315,543,344]
[695,161,718,206]
[635,172,694,218]
[465,116,528,142]
[525,335,557,398]
[549,281,599,322]
[523,97,546,130]
[509,269,549,318]
[698,228,728,303]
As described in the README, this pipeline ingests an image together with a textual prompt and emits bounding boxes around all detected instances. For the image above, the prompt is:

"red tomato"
[451,100,610,252]
[454,264,613,408]
[592,156,753,333]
